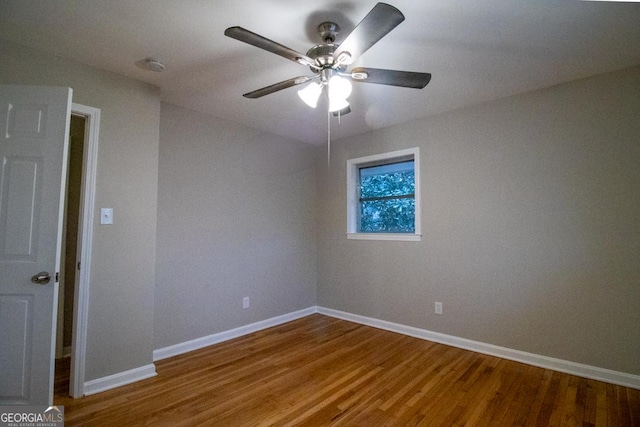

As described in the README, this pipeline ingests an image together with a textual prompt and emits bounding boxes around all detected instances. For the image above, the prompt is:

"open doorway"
[53,103,100,400]
[55,113,85,397]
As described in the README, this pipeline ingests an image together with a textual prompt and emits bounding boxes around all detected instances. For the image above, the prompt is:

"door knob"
[31,272,51,285]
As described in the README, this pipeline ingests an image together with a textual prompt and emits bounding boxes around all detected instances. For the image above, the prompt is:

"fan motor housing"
[306,43,337,68]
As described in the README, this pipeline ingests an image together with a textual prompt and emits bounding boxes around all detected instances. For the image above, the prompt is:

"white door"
[0,85,72,405]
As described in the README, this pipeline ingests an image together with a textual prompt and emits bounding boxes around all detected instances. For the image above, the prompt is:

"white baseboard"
[85,306,638,395]
[83,364,157,396]
[317,306,640,390]
[81,308,316,396]
[153,307,317,361]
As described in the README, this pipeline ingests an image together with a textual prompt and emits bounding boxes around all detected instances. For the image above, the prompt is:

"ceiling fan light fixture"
[329,97,349,113]
[328,75,352,100]
[297,82,322,108]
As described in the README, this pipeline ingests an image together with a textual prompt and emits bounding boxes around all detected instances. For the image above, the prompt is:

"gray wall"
[153,103,317,349]
[0,39,160,381]
[317,67,640,375]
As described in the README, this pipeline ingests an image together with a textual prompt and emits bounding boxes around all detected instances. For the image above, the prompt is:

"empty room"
[0,1,639,425]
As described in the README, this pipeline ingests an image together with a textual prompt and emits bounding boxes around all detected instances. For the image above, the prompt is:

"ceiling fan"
[224,3,431,115]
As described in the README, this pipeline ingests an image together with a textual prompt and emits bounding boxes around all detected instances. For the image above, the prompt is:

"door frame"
[68,103,100,398]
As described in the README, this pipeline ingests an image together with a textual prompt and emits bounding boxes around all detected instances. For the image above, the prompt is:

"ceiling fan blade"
[334,3,405,65]
[225,26,316,68]
[243,76,316,99]
[351,67,431,89]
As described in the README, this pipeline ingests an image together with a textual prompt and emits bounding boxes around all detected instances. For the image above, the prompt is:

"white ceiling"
[1,1,639,144]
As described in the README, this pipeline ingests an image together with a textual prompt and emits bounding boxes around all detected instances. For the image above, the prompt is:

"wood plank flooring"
[55,314,640,426]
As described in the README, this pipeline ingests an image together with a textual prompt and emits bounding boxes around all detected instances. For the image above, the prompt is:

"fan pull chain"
[327,109,331,167]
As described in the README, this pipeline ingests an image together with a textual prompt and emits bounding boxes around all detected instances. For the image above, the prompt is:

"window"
[347,148,421,241]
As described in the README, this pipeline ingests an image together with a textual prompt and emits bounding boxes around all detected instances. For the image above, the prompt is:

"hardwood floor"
[55,314,640,426]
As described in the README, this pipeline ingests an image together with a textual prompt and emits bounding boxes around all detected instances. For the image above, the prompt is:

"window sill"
[346,233,422,242]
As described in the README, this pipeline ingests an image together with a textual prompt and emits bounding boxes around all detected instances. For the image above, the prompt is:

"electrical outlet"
[435,302,443,315]
[243,297,250,309]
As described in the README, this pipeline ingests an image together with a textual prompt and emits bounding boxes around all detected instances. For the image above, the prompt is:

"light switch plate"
[100,208,113,225]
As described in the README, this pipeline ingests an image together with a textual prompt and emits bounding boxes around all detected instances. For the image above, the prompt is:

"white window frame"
[347,147,421,241]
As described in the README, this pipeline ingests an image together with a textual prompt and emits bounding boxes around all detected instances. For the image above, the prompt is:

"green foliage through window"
[358,161,415,233]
